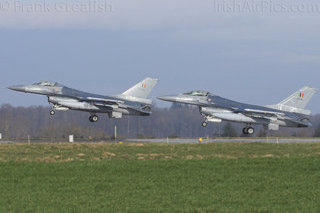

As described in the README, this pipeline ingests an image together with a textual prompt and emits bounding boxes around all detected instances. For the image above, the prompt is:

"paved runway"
[0,141,13,143]
[126,138,320,144]
[2,138,320,144]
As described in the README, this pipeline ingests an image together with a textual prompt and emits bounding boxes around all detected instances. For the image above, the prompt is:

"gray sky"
[0,0,319,112]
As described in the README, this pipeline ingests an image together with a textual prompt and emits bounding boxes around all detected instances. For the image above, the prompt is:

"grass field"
[0,142,320,212]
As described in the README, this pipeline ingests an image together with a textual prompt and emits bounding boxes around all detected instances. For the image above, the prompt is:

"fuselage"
[8,83,151,116]
[203,94,309,128]
[158,91,311,129]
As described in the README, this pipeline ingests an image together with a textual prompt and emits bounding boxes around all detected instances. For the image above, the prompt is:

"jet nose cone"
[7,85,26,92]
[157,95,179,102]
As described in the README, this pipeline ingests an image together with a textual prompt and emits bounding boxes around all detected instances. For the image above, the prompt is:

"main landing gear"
[89,115,99,123]
[243,127,255,135]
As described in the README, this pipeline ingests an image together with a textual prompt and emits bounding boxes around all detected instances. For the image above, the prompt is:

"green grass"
[0,142,320,212]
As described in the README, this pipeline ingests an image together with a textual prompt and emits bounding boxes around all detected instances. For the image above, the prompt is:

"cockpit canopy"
[33,81,59,87]
[184,90,210,97]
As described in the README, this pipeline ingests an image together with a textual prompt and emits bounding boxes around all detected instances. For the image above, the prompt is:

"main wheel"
[202,122,208,127]
[50,110,55,115]
[92,115,99,122]
[247,127,255,135]
[89,115,99,122]
[242,127,248,135]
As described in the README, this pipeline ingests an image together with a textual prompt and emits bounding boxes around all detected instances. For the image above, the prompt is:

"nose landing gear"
[202,122,208,127]
[50,110,55,115]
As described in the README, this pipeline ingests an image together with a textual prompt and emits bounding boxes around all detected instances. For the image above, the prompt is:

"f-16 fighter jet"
[158,87,317,135]
[8,78,158,122]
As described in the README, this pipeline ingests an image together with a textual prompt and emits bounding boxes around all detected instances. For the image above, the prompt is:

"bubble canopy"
[183,90,210,97]
[32,81,60,87]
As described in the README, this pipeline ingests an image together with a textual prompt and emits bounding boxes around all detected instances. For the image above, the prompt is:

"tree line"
[0,104,319,141]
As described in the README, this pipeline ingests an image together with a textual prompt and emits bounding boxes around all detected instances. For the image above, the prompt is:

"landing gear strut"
[89,115,99,123]
[50,110,55,115]
[243,127,255,135]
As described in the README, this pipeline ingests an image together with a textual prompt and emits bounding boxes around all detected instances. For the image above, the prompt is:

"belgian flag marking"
[300,92,304,98]
[142,83,146,88]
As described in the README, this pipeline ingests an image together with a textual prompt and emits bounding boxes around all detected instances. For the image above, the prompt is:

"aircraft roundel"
[142,83,146,88]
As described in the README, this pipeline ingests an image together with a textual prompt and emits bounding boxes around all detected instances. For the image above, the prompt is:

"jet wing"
[176,98,212,107]
[243,109,285,117]
[79,97,124,106]
[285,116,312,127]
[79,97,151,115]
[231,108,287,120]
[158,95,212,107]
[126,105,152,115]
[237,108,312,127]
[293,119,312,127]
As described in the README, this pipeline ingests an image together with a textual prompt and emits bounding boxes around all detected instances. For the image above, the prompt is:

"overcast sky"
[0,0,319,112]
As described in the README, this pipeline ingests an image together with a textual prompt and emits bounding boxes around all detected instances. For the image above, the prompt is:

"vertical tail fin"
[267,86,317,115]
[122,77,159,99]
[277,86,317,109]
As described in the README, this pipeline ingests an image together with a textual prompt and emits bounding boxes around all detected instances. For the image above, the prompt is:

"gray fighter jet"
[158,87,317,135]
[8,78,158,122]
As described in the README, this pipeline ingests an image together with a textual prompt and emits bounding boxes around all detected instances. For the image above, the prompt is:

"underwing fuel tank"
[48,96,100,111]
[200,107,256,123]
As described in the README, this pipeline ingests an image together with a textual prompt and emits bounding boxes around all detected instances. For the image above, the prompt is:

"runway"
[126,138,320,144]
[0,141,13,143]
[2,138,320,144]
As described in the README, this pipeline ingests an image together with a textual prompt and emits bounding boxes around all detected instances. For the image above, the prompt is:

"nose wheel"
[89,115,99,122]
[50,110,55,115]
[202,122,208,127]
[243,127,254,135]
